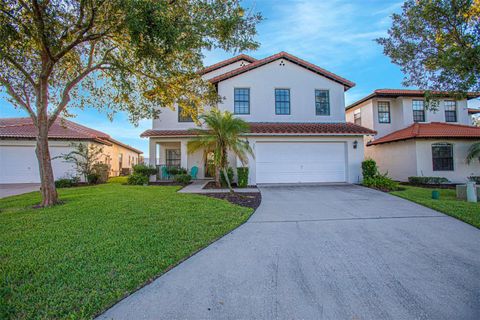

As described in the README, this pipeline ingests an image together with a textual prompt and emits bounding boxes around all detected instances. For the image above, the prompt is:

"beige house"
[0,117,142,183]
[346,90,480,183]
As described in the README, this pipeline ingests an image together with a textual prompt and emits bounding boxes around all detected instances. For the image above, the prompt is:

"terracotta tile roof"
[140,122,375,137]
[199,54,257,75]
[347,89,480,110]
[468,108,480,114]
[208,52,355,90]
[0,117,143,154]
[367,122,480,146]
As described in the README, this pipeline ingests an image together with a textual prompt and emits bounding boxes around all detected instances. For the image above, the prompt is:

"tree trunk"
[222,167,234,193]
[35,122,59,206]
[215,166,221,188]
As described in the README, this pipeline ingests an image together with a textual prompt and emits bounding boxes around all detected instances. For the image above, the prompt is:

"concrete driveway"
[0,183,40,198]
[98,185,480,320]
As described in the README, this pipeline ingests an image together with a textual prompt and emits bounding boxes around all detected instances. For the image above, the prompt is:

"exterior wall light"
[353,140,358,149]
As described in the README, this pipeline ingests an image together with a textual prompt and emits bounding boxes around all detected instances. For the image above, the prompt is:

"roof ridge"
[199,54,257,75]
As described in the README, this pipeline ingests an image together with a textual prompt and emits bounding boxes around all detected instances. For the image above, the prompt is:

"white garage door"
[0,145,76,183]
[255,142,346,184]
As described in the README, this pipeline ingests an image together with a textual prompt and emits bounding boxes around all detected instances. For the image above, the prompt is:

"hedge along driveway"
[0,183,253,319]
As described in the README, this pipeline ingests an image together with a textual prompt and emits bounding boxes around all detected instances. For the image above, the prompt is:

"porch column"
[180,140,188,169]
[148,139,157,181]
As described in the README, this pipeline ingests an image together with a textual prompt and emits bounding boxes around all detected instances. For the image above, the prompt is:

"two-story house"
[346,89,480,183]
[141,52,375,185]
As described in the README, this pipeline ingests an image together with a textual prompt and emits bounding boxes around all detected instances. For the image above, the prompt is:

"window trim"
[412,99,426,123]
[178,106,194,123]
[377,101,391,124]
[353,109,361,126]
[275,88,291,115]
[444,100,457,123]
[233,87,250,115]
[432,143,454,171]
[314,89,330,116]
[165,148,181,167]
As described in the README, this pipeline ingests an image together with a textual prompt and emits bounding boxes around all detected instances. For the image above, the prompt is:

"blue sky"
[1,0,478,156]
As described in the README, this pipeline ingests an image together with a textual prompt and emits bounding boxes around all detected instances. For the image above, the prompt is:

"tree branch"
[0,76,37,122]
[0,50,36,87]
[31,0,53,60]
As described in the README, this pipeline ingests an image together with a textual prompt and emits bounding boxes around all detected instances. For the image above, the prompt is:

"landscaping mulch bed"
[203,181,257,190]
[399,182,457,189]
[201,192,262,210]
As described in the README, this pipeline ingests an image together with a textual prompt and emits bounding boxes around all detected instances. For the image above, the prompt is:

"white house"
[346,89,480,183]
[0,117,142,183]
[142,52,375,185]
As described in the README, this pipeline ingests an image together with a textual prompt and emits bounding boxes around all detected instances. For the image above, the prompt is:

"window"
[178,106,194,122]
[444,101,457,122]
[412,100,425,122]
[432,143,454,171]
[377,101,391,123]
[234,88,250,114]
[275,89,290,115]
[118,153,123,170]
[354,109,361,126]
[315,90,330,115]
[166,149,181,167]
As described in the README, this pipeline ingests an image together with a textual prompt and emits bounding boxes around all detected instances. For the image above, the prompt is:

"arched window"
[432,143,453,171]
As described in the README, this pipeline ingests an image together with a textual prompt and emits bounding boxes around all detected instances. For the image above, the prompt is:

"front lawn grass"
[0,184,253,319]
[391,185,480,228]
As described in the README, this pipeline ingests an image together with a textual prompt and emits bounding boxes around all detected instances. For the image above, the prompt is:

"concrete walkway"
[98,185,480,320]
[178,179,260,193]
[0,183,40,198]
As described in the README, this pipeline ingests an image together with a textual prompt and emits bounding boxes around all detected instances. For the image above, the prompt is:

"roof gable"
[199,54,256,76]
[208,52,355,91]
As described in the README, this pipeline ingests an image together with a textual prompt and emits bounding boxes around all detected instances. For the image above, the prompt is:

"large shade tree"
[187,109,253,192]
[376,0,480,103]
[0,0,261,206]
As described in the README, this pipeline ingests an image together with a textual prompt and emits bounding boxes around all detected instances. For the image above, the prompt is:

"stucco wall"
[415,139,480,183]
[201,60,252,80]
[217,59,346,123]
[365,140,418,181]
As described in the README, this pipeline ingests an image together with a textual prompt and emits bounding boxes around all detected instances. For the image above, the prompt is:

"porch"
[148,138,215,181]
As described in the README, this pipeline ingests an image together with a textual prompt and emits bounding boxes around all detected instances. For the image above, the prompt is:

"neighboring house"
[0,117,142,183]
[142,52,375,185]
[468,108,480,125]
[346,89,480,183]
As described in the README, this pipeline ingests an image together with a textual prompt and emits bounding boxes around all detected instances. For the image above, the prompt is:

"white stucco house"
[346,89,480,183]
[0,117,142,183]
[142,52,375,185]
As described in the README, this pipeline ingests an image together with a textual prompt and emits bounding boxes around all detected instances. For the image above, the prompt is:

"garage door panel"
[255,142,346,184]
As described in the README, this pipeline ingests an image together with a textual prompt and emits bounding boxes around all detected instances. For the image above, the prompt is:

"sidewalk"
[178,180,259,193]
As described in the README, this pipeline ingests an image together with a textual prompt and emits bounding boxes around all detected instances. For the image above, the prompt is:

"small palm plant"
[188,109,253,192]
[466,142,480,164]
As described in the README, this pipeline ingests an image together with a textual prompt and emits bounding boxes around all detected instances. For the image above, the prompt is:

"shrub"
[237,167,249,188]
[408,176,450,185]
[132,164,157,177]
[87,173,101,184]
[363,174,399,192]
[166,166,187,176]
[174,174,192,185]
[55,178,74,188]
[220,167,234,187]
[362,159,378,179]
[127,173,149,185]
[92,163,109,183]
[107,176,129,184]
[468,176,480,184]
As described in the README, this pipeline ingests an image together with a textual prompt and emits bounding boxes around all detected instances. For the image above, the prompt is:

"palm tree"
[188,109,253,192]
[466,142,480,164]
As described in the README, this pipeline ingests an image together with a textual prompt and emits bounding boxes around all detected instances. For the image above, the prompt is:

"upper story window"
[315,90,330,116]
[234,88,250,114]
[444,101,457,122]
[275,89,290,115]
[353,109,361,126]
[412,100,425,122]
[377,101,391,123]
[432,143,454,171]
[178,106,194,122]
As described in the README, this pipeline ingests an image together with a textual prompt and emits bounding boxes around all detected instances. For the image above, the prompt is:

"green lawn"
[391,185,480,228]
[0,183,253,319]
